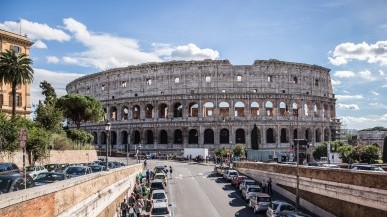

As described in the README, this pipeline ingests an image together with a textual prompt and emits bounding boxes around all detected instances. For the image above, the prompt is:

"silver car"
[242,185,261,202]
[249,193,271,213]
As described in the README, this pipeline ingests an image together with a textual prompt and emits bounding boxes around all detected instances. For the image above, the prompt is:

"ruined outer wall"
[0,164,141,217]
[234,162,387,217]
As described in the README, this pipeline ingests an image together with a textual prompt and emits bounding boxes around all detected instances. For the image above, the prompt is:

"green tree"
[56,94,104,129]
[0,50,34,117]
[34,81,63,132]
[26,125,50,165]
[232,143,247,157]
[65,128,93,147]
[215,146,228,158]
[313,142,328,160]
[251,124,259,150]
[0,114,19,152]
[337,144,353,163]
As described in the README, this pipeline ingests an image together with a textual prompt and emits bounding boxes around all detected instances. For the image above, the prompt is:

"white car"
[151,189,168,204]
[249,193,271,213]
[150,201,170,217]
[26,166,48,178]
[225,170,239,181]
[242,185,261,202]
[239,179,257,191]
[266,200,298,217]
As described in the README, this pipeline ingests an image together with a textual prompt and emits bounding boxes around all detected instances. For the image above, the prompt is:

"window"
[11,45,20,53]
[222,89,226,93]
[146,78,152,85]
[268,75,273,82]
[175,77,180,83]
[16,94,22,107]
[190,90,195,94]
[134,93,138,97]
[86,87,90,93]
[101,84,106,90]
[237,75,242,81]
[293,77,298,83]
[205,76,211,83]
[282,90,286,93]
[160,91,164,95]
[253,89,257,93]
[315,79,319,86]
[121,81,127,87]
[0,94,3,106]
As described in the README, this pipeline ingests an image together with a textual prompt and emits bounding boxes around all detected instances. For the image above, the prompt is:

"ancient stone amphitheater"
[66,59,340,156]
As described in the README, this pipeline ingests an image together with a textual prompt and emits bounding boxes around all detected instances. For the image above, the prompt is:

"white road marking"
[198,173,203,175]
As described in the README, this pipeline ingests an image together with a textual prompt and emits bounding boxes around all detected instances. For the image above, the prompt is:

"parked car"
[249,193,271,213]
[26,166,48,178]
[351,165,385,172]
[150,179,166,193]
[154,173,167,183]
[151,189,168,204]
[242,185,261,202]
[64,166,92,178]
[320,164,340,169]
[278,210,312,217]
[150,201,170,217]
[98,161,116,169]
[0,172,35,194]
[239,179,258,191]
[222,169,229,179]
[225,170,239,181]
[231,175,247,187]
[154,166,166,174]
[266,200,298,217]
[45,164,62,172]
[34,172,67,186]
[89,165,106,173]
[0,163,19,174]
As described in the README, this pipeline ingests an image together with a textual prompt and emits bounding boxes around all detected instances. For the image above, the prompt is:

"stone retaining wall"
[0,164,141,217]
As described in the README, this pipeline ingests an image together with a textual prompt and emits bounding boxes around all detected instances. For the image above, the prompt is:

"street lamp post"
[105,121,111,171]
[138,144,142,163]
[126,132,130,166]
[296,108,300,209]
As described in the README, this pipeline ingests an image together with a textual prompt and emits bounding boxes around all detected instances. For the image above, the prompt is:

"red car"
[231,175,247,187]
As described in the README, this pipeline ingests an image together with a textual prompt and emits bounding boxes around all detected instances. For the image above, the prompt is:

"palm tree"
[0,50,34,117]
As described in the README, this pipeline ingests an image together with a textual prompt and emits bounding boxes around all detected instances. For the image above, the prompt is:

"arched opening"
[188,102,199,117]
[146,130,154,144]
[188,129,198,144]
[323,104,329,118]
[251,102,259,116]
[203,102,214,117]
[132,105,140,119]
[145,104,154,119]
[235,128,245,144]
[219,102,230,118]
[159,103,168,118]
[204,129,214,144]
[173,103,183,117]
[235,101,245,117]
[305,128,312,142]
[121,106,129,120]
[93,132,98,145]
[133,130,141,144]
[266,128,275,143]
[103,108,107,121]
[304,104,309,116]
[293,129,298,140]
[315,129,322,142]
[251,128,261,148]
[111,131,117,145]
[324,128,330,142]
[121,131,128,144]
[265,101,273,116]
[279,102,287,116]
[100,132,106,145]
[160,130,168,144]
[110,106,117,121]
[292,103,299,117]
[280,128,288,143]
[220,128,229,144]
[313,104,319,117]
[174,129,183,144]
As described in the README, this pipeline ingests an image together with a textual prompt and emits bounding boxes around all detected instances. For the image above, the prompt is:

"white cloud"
[331,79,341,86]
[61,18,219,70]
[382,84,387,88]
[0,19,71,42]
[369,102,387,109]
[31,40,47,49]
[335,94,363,100]
[336,103,360,110]
[342,90,350,94]
[371,91,380,96]
[329,41,387,66]
[359,70,377,81]
[341,115,387,130]
[379,70,385,76]
[46,56,60,63]
[333,70,355,78]
[31,68,85,106]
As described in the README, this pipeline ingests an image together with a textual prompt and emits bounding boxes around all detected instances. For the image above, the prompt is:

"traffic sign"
[19,128,27,148]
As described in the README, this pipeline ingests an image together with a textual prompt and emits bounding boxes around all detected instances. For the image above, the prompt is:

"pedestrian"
[146,169,150,184]
[189,154,192,162]
[135,182,142,195]
[143,160,147,169]
[261,179,267,193]
[169,166,173,179]
[138,172,143,183]
[135,200,143,217]
[141,183,148,197]
[267,177,272,195]
[128,204,135,217]
[164,165,168,174]
[121,199,128,217]
[128,193,136,207]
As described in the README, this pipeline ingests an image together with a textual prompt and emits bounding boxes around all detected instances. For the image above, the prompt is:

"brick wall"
[0,164,141,217]
[0,150,98,169]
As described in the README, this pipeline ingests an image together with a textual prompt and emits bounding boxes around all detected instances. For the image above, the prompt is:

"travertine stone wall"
[66,59,340,154]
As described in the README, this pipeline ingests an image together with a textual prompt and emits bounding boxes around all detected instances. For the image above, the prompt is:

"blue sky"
[1,0,386,130]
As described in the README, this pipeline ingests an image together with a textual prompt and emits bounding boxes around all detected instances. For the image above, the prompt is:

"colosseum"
[66,59,341,158]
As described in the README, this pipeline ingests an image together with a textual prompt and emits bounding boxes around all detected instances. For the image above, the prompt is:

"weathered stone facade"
[66,59,340,154]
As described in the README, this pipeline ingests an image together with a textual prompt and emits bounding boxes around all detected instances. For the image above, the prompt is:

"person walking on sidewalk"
[169,166,173,179]
[267,177,272,195]
[135,200,143,217]
[121,199,128,217]
[146,169,151,184]
[143,160,147,169]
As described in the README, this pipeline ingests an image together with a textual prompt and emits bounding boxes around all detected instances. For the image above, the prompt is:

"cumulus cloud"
[46,56,59,63]
[333,70,355,78]
[60,18,219,69]
[371,91,380,96]
[331,79,341,86]
[31,68,85,106]
[32,40,47,49]
[380,70,385,76]
[359,70,377,81]
[369,102,387,109]
[336,103,360,110]
[328,41,387,66]
[0,19,71,42]
[382,84,387,88]
[341,115,387,130]
[335,94,363,100]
